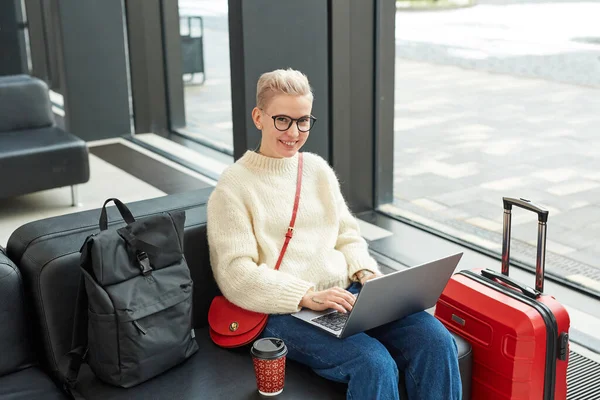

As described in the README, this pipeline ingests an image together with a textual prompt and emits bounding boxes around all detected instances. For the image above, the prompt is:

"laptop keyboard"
[312,312,349,331]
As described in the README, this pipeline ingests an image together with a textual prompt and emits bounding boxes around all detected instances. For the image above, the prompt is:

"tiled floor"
[391,59,600,293]
[390,2,600,293]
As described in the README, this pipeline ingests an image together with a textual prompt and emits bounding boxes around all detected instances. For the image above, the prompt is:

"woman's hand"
[299,287,356,314]
[355,269,384,286]
[360,271,384,286]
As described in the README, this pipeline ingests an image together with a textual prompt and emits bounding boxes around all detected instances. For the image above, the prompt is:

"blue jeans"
[262,283,461,400]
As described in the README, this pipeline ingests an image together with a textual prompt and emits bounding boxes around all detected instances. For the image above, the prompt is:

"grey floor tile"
[566,248,600,269]
[550,206,600,231]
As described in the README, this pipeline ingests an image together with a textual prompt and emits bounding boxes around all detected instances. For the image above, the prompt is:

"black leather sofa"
[0,246,67,399]
[1,188,472,399]
[0,74,90,205]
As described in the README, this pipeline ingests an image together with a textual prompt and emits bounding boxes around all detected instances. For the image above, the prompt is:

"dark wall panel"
[24,0,49,83]
[0,0,28,76]
[57,0,131,140]
[126,0,169,135]
[230,0,330,161]
[374,0,396,207]
[161,0,186,132]
[230,0,393,213]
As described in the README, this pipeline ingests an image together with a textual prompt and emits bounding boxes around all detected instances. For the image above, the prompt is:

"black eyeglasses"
[261,109,317,132]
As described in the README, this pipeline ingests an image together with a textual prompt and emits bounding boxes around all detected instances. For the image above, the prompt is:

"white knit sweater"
[207,150,380,314]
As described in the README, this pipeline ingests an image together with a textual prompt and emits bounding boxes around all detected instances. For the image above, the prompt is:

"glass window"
[176,0,233,154]
[389,0,600,295]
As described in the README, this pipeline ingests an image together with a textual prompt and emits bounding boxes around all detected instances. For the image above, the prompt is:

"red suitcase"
[435,197,570,400]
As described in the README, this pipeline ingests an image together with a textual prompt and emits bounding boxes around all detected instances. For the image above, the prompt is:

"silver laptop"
[291,252,463,339]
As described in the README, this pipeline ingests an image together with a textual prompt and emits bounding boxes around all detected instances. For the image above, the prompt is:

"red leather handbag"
[208,153,304,348]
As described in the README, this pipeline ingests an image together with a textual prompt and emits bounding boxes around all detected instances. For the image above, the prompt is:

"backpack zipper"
[132,320,147,335]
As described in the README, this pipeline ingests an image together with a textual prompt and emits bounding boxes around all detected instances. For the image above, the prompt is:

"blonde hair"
[256,68,313,109]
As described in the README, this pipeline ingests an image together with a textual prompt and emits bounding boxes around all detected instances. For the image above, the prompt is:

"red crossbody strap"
[274,153,303,271]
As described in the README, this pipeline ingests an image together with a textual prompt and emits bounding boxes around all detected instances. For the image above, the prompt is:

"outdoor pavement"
[178,0,232,147]
[388,59,600,292]
[177,0,600,292]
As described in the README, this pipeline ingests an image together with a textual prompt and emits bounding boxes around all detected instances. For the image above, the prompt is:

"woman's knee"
[416,313,457,355]
[358,346,399,380]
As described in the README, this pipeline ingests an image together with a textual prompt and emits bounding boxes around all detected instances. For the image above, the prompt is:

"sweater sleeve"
[327,168,381,280]
[207,183,315,314]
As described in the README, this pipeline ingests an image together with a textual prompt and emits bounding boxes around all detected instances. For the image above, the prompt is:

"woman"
[207,68,461,399]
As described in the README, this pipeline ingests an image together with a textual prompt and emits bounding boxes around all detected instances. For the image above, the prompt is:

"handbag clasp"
[229,321,239,332]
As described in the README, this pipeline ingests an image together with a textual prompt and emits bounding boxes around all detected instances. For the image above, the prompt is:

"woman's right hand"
[299,287,356,314]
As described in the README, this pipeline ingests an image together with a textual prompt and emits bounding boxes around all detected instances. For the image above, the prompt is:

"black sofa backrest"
[0,248,35,377]
[0,75,55,132]
[6,188,218,382]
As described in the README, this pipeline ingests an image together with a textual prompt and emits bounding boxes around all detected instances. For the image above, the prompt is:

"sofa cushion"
[0,126,90,198]
[0,248,35,377]
[74,330,471,400]
[0,75,54,132]
[0,367,67,400]
[75,327,345,400]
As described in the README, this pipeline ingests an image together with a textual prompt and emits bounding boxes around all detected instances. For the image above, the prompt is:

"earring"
[257,125,262,129]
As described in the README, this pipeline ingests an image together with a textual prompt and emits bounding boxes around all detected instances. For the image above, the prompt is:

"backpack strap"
[99,198,135,231]
[59,240,92,399]
[58,272,87,399]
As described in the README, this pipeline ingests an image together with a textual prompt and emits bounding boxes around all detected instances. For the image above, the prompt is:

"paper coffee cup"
[251,338,288,396]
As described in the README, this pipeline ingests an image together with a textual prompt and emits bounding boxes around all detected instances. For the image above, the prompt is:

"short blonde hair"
[256,68,313,109]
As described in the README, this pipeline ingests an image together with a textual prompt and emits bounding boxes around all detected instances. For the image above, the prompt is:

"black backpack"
[62,198,198,390]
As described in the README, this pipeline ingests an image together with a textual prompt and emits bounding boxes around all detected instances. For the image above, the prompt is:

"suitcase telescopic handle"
[501,197,548,293]
[481,269,540,299]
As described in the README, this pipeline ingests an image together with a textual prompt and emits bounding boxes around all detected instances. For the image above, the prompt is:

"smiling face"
[252,94,313,159]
